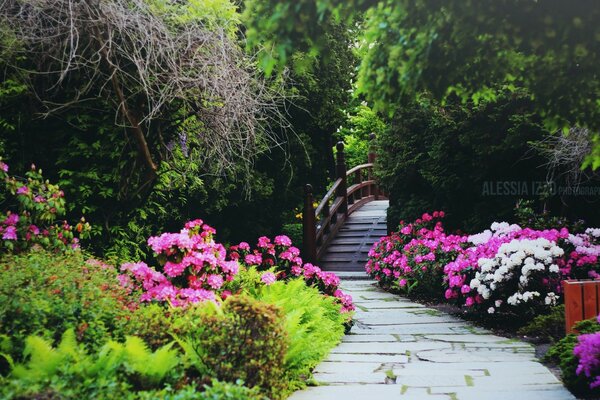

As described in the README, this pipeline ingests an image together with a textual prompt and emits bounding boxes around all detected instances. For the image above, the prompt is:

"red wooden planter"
[563,280,600,334]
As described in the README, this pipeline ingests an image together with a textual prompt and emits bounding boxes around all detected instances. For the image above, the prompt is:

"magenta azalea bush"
[0,159,90,253]
[229,235,355,313]
[120,221,354,313]
[367,211,600,315]
[366,211,465,299]
[574,329,600,389]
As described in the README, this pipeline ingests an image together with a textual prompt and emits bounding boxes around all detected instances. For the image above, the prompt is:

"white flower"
[545,292,558,305]
[549,264,559,273]
[585,228,600,238]
[470,278,481,289]
[487,307,495,314]
[495,300,503,307]
[469,230,492,245]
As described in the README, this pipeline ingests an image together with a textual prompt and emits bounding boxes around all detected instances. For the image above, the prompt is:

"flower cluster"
[366,211,466,299]
[0,159,90,253]
[470,237,564,314]
[574,329,600,389]
[120,220,238,307]
[230,235,355,313]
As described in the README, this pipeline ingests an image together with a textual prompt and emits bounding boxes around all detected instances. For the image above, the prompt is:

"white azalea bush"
[470,237,565,316]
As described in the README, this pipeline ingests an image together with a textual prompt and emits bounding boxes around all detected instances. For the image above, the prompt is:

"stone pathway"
[289,279,575,400]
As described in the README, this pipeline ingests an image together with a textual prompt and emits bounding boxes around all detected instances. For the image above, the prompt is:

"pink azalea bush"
[366,211,466,299]
[229,235,355,313]
[121,224,355,313]
[120,220,238,307]
[366,211,600,316]
[0,159,90,253]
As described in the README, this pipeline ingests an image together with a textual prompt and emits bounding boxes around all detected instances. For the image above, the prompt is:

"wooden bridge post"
[368,133,379,199]
[335,141,348,216]
[302,184,317,263]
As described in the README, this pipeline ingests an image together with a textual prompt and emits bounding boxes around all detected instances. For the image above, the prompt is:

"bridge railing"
[302,134,385,263]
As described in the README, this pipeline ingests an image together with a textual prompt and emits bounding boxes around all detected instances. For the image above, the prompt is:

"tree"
[0,0,288,258]
[0,0,285,187]
[245,0,600,168]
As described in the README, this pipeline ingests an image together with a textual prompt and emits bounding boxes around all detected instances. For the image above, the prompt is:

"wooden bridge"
[302,136,388,277]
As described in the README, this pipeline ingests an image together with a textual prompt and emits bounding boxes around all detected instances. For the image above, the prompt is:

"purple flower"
[574,332,600,389]
[16,186,29,195]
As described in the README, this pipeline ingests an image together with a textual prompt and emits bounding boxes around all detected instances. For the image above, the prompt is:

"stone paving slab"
[326,353,409,363]
[288,278,576,400]
[288,385,452,400]
[342,334,398,342]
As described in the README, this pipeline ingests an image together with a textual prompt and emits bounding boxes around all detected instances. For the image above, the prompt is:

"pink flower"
[257,236,271,248]
[0,161,8,172]
[399,278,407,287]
[261,272,277,285]
[238,242,250,251]
[274,235,292,247]
[244,253,262,266]
[206,274,224,289]
[16,186,29,195]
[4,213,18,226]
[184,219,204,229]
[2,226,17,240]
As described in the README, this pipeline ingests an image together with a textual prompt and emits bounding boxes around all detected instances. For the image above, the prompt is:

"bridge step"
[320,200,389,275]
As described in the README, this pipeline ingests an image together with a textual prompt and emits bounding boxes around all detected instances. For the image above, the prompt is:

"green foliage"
[0,251,133,361]
[375,91,599,232]
[137,380,267,400]
[246,0,600,168]
[1,329,182,399]
[251,279,345,391]
[178,295,288,399]
[514,200,586,232]
[517,305,566,343]
[336,104,386,168]
[545,318,600,396]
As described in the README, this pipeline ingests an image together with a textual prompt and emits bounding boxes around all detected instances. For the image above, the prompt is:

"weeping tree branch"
[0,0,288,193]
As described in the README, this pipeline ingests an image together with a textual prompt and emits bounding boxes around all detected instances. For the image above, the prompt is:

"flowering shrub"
[546,315,600,397]
[574,331,600,389]
[366,211,466,299]
[120,220,238,307]
[229,235,355,313]
[0,159,90,253]
[446,223,599,313]
[470,237,563,315]
[366,211,600,317]
[121,223,354,313]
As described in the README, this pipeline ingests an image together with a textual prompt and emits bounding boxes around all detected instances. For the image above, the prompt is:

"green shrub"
[178,295,288,399]
[517,305,566,342]
[252,279,346,391]
[136,380,266,400]
[0,251,133,362]
[545,318,600,396]
[1,329,181,399]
